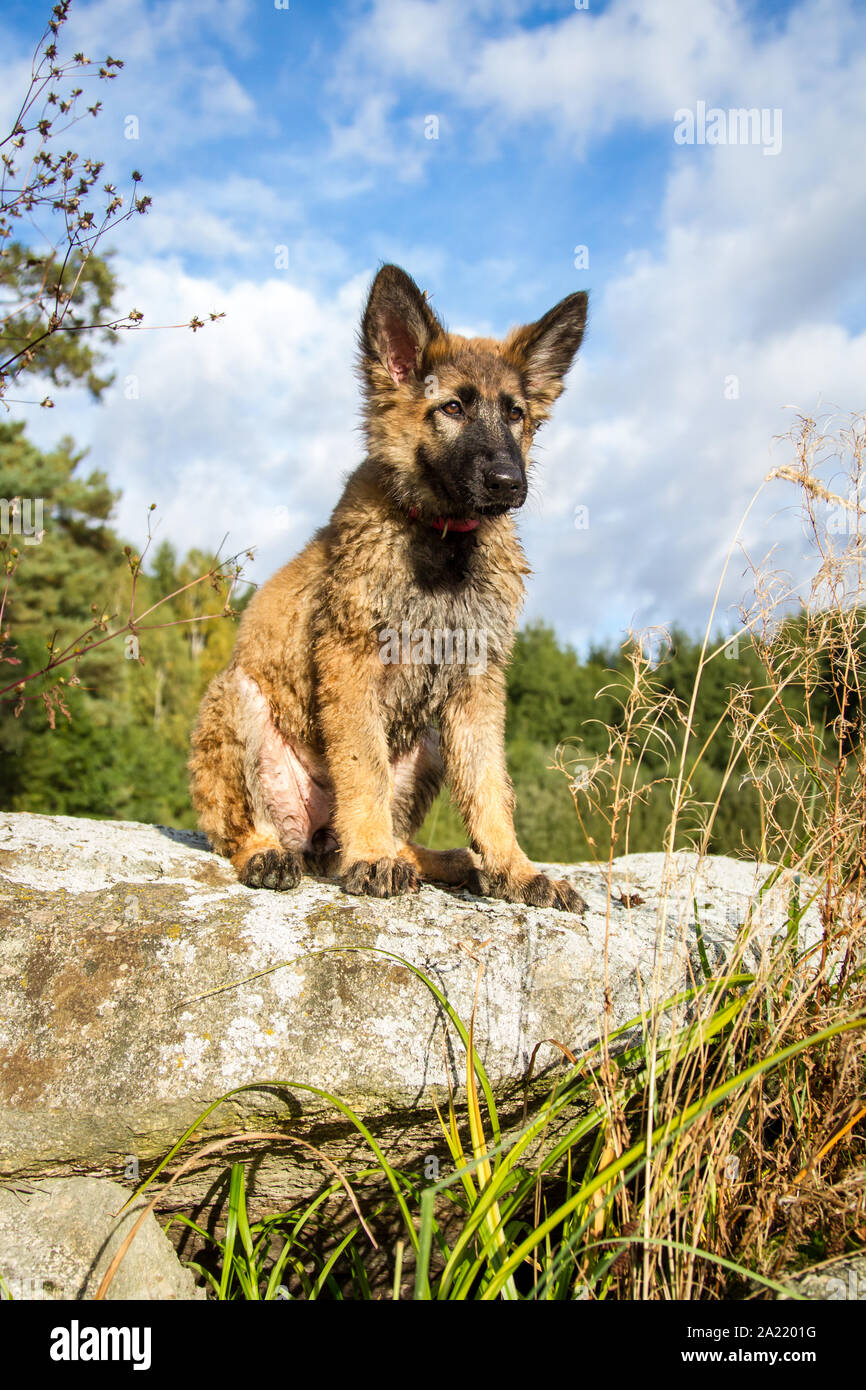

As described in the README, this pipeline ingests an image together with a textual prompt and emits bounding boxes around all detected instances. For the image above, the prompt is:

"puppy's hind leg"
[189,668,303,891]
[400,842,481,886]
[302,827,342,883]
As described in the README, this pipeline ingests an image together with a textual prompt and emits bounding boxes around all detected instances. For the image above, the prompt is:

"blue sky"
[2,0,865,653]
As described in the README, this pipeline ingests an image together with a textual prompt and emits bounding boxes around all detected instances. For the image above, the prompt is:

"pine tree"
[0,418,128,806]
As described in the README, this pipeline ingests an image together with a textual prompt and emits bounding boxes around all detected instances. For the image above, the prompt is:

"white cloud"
[386,0,866,647]
[118,174,306,264]
[331,0,746,156]
[22,262,370,589]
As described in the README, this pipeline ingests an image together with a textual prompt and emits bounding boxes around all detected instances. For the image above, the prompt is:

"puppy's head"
[359,264,587,523]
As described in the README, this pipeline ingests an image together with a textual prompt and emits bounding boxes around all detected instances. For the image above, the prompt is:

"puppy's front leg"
[441,669,586,913]
[316,641,419,898]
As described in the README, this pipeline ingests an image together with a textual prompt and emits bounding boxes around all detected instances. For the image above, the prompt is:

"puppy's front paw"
[343,857,419,898]
[240,848,303,891]
[465,867,586,913]
[523,874,587,913]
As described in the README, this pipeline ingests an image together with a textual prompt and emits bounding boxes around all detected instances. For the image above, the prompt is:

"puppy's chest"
[375,576,508,642]
[373,577,513,743]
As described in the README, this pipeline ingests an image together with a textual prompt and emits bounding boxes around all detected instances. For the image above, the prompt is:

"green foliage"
[421,620,786,862]
[0,244,119,397]
[0,422,245,821]
[0,419,120,623]
[506,619,615,752]
[0,418,125,769]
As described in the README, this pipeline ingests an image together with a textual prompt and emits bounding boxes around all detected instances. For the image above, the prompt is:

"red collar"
[408,506,480,533]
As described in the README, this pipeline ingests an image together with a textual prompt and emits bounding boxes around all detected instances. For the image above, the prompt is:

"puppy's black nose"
[482,459,524,503]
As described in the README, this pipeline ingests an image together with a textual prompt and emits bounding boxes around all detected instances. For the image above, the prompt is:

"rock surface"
[0,812,817,1209]
[0,1176,204,1299]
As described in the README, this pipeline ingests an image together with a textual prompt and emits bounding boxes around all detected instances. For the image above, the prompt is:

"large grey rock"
[0,812,818,1209]
[0,1176,204,1299]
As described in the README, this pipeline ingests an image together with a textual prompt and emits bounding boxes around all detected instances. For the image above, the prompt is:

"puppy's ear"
[361,264,443,387]
[505,291,588,414]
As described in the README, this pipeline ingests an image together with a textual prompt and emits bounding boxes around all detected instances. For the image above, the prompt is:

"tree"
[0,419,249,820]
[0,241,119,399]
[0,417,125,755]
[506,619,618,751]
[0,1,234,764]
[0,3,153,403]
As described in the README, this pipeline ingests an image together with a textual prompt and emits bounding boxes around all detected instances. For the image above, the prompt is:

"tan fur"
[189,266,588,911]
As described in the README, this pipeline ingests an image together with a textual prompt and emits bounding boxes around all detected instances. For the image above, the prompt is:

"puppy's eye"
[440,400,463,418]
[508,404,525,423]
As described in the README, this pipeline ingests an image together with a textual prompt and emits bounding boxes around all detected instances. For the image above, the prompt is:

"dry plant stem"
[598,645,674,1248]
[0,510,247,705]
[1,4,224,402]
[642,476,771,1296]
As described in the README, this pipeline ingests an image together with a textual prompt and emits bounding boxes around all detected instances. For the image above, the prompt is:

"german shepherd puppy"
[189,265,587,912]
